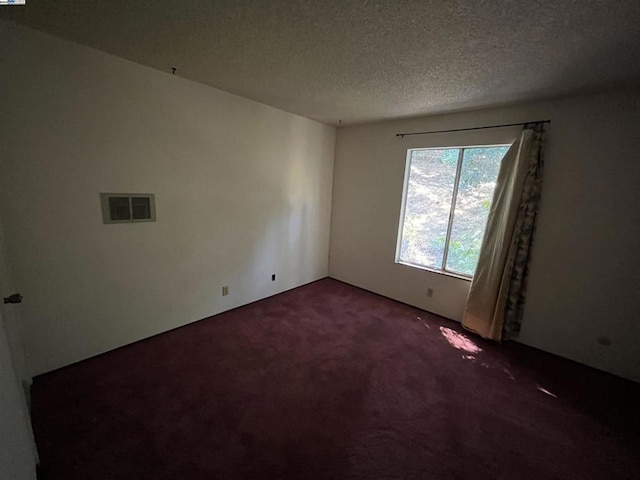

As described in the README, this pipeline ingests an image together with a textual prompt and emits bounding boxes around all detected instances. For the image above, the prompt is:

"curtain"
[462,123,547,341]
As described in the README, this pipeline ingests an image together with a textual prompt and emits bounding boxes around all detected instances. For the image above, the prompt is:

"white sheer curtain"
[462,123,547,340]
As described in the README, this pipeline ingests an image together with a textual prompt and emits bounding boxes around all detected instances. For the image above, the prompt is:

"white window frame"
[395,144,510,280]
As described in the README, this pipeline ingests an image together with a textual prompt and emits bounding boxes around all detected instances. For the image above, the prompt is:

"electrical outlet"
[271,274,276,281]
[427,288,434,298]
[222,285,229,296]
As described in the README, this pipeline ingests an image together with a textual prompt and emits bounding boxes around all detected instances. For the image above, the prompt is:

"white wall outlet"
[222,285,229,296]
[427,288,434,298]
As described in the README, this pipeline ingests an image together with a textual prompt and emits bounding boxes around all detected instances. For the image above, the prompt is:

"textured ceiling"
[2,0,640,125]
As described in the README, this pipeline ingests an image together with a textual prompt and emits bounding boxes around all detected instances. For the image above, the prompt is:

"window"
[396,145,510,278]
[100,193,156,224]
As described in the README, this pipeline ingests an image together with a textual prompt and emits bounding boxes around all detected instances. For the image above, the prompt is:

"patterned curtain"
[462,123,547,341]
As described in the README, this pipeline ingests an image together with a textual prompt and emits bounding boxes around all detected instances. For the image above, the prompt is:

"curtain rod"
[396,119,551,138]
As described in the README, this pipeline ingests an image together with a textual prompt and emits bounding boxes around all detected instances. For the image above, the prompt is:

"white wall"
[0,222,31,396]
[0,221,37,480]
[0,309,37,480]
[330,89,640,382]
[0,21,335,376]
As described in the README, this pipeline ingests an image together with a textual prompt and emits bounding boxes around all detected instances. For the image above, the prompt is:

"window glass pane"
[131,197,151,220]
[399,149,458,269]
[108,197,131,221]
[446,146,509,276]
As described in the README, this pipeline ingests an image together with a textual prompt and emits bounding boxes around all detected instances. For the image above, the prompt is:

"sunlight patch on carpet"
[416,316,431,329]
[439,327,482,354]
[536,385,558,398]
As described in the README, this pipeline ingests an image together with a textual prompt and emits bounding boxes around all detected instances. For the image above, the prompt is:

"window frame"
[395,144,510,280]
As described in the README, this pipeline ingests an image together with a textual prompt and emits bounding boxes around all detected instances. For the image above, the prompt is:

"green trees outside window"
[397,145,509,277]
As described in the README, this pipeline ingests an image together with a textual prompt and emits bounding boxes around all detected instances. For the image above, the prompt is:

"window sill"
[396,261,473,282]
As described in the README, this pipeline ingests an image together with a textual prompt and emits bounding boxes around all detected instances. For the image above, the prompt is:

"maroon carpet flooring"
[32,278,640,479]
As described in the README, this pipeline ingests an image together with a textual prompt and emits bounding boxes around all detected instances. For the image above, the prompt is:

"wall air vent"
[100,193,156,224]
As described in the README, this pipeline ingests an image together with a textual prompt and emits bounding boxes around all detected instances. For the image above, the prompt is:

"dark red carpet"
[32,278,640,479]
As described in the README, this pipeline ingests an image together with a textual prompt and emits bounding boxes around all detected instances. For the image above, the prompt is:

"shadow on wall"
[245,113,330,294]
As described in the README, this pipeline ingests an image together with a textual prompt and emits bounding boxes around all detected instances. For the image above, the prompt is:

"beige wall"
[330,90,640,382]
[0,21,335,376]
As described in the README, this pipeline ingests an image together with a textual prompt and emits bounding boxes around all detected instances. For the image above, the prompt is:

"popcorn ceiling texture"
[2,0,640,125]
